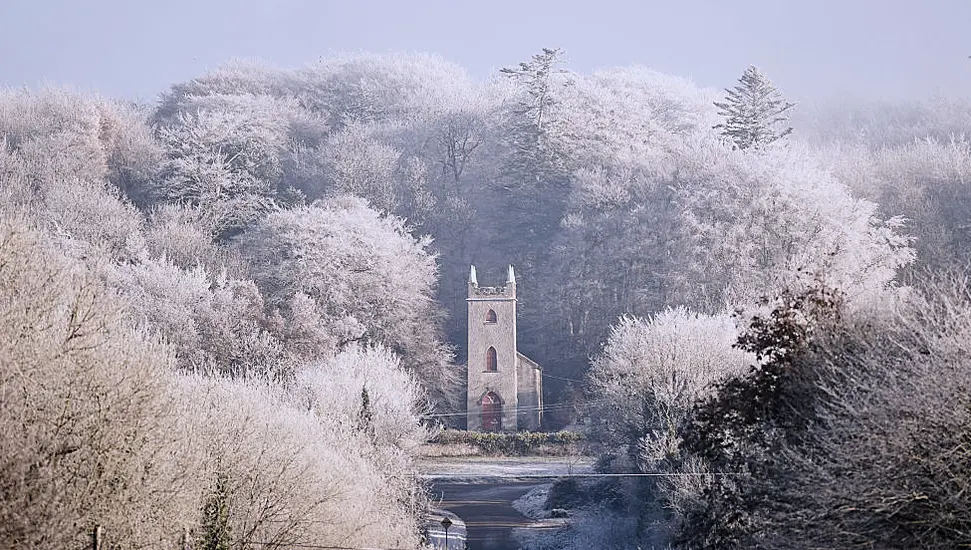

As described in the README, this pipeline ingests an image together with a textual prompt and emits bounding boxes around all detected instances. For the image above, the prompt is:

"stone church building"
[466,265,543,432]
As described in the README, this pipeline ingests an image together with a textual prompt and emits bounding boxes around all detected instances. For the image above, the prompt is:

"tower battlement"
[467,265,517,300]
[468,283,515,299]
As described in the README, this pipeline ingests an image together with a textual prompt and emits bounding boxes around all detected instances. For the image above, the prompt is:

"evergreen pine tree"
[492,48,571,268]
[199,472,232,550]
[714,66,796,150]
[500,47,568,183]
[358,386,376,441]
[493,48,573,365]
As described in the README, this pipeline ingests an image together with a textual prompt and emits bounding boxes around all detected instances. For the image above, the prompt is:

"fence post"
[92,525,103,550]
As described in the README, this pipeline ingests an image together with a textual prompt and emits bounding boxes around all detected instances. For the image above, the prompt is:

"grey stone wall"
[516,353,543,430]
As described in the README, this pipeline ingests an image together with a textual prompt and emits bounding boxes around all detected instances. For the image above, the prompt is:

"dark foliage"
[200,473,233,550]
[678,283,844,548]
[673,277,971,549]
[684,284,843,467]
[546,477,626,513]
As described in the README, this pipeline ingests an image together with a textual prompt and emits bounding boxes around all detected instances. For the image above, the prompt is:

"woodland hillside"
[3,50,971,548]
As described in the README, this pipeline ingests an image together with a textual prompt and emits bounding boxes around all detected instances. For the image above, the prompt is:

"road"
[430,480,549,549]
[422,457,591,550]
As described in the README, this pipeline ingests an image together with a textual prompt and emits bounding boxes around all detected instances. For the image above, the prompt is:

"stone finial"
[507,265,516,285]
[469,265,478,286]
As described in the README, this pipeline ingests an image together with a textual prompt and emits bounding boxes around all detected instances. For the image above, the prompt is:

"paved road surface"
[422,458,592,550]
[431,480,555,550]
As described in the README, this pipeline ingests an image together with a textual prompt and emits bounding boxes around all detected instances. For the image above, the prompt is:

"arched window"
[485,347,497,372]
[481,392,502,432]
[485,309,498,324]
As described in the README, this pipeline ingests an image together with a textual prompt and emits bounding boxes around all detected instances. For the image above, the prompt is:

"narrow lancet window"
[486,347,498,371]
[485,309,497,324]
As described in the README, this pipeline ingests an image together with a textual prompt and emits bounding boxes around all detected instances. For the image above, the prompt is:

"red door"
[481,392,502,432]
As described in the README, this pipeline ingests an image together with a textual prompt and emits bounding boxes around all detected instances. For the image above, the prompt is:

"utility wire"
[422,402,578,419]
[421,396,609,419]
[251,543,412,550]
[422,472,744,478]
[540,371,586,383]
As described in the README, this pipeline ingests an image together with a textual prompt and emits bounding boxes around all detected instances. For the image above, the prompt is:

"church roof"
[516,351,542,370]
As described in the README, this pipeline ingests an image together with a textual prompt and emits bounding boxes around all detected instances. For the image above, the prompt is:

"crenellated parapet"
[468,265,516,300]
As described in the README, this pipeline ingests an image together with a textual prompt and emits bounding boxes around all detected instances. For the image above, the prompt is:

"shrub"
[432,430,585,456]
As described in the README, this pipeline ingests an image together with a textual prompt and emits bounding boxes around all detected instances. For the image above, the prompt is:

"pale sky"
[1,0,969,103]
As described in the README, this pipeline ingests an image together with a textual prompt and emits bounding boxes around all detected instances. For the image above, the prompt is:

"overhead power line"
[540,371,585,383]
[250,543,413,550]
[421,398,604,420]
[423,472,744,479]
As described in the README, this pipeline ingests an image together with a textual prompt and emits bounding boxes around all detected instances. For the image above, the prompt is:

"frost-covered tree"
[322,123,401,212]
[1,72,469,550]
[157,54,472,133]
[714,65,796,150]
[588,309,751,452]
[556,162,681,342]
[777,275,971,549]
[110,256,293,379]
[0,89,151,263]
[474,49,576,367]
[0,218,200,549]
[498,47,571,194]
[674,141,914,308]
[436,109,484,185]
[585,308,752,545]
[501,48,565,137]
[522,69,719,379]
[0,216,430,547]
[143,204,238,271]
[550,128,912,391]
[824,136,971,275]
[177,373,426,550]
[236,197,458,407]
[153,98,293,237]
[297,344,429,448]
[795,95,971,149]
[670,275,971,549]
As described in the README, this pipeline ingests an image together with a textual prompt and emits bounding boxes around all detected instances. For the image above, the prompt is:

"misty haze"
[2,1,971,549]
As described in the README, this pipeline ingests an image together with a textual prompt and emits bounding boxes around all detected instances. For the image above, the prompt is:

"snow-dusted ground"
[418,456,593,482]
[512,483,551,519]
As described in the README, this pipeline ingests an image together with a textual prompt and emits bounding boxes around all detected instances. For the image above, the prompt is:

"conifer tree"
[200,472,232,550]
[358,386,376,441]
[500,47,568,181]
[714,66,796,150]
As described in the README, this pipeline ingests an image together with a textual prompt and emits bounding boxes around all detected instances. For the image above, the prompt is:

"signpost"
[441,516,452,549]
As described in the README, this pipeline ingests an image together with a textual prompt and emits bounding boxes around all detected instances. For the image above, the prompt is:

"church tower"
[466,265,542,432]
